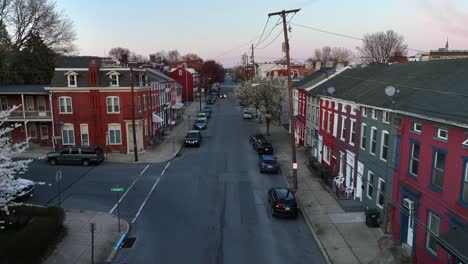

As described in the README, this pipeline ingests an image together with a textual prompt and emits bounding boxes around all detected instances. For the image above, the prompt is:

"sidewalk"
[257,123,399,264]
[17,102,204,164]
[44,210,128,264]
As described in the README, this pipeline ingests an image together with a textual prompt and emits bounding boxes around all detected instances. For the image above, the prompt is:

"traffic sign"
[111,187,124,192]
[55,170,62,182]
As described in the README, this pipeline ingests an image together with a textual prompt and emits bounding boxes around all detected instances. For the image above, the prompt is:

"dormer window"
[106,70,120,87]
[463,138,468,148]
[436,128,448,141]
[64,71,78,87]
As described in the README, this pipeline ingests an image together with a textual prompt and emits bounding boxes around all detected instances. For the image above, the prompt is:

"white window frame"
[59,96,72,113]
[67,74,77,87]
[383,111,390,123]
[321,109,326,130]
[139,74,144,87]
[80,124,89,146]
[138,96,142,112]
[110,74,119,87]
[349,118,356,146]
[27,123,37,138]
[143,95,147,110]
[376,178,385,209]
[437,128,448,141]
[108,123,122,145]
[367,170,374,199]
[315,108,320,126]
[463,139,468,148]
[413,122,422,133]
[25,96,34,111]
[362,107,367,117]
[340,116,347,141]
[380,130,389,161]
[333,113,338,137]
[370,126,377,155]
[360,123,367,150]
[341,103,347,113]
[410,143,420,177]
[327,111,331,133]
[323,145,330,164]
[106,96,120,113]
[144,119,148,136]
[62,123,75,145]
[426,212,440,256]
[37,96,46,112]
[371,109,377,119]
[432,150,446,189]
[40,124,49,139]
[462,162,468,203]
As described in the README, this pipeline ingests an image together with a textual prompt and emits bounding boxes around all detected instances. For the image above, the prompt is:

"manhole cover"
[121,237,136,248]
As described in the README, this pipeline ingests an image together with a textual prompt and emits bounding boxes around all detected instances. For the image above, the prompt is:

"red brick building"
[168,67,199,102]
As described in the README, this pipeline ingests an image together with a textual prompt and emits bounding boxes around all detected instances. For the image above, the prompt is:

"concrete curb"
[104,213,131,263]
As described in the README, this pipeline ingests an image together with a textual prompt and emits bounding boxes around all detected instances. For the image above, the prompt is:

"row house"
[308,59,468,263]
[48,56,157,154]
[168,67,199,102]
[0,85,53,147]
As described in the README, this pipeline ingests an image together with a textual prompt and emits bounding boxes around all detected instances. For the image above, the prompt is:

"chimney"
[121,53,128,67]
[88,60,99,87]
[336,59,345,71]
[315,60,322,70]
[149,54,156,63]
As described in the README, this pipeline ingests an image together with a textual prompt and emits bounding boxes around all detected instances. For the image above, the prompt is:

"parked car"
[243,108,253,119]
[185,130,202,147]
[267,187,299,218]
[219,94,227,99]
[257,142,274,155]
[193,118,207,130]
[207,97,215,104]
[203,106,212,115]
[0,178,35,203]
[258,155,279,173]
[47,146,104,166]
[197,112,208,120]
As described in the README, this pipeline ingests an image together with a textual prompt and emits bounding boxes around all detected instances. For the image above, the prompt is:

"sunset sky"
[56,0,468,67]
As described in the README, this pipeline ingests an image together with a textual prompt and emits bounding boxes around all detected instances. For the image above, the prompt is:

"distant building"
[429,40,468,60]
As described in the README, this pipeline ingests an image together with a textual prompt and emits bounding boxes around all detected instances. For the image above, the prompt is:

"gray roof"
[146,68,175,82]
[294,68,336,90]
[310,59,468,125]
[55,56,106,68]
[0,85,48,94]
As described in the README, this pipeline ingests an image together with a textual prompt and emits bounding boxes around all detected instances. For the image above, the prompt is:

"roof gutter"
[304,66,351,92]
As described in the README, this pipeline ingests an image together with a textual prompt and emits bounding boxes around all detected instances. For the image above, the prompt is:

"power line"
[257,28,283,50]
[255,17,282,48]
[255,17,271,48]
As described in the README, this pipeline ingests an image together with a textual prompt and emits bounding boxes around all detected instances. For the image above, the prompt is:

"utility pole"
[268,8,300,191]
[198,71,202,112]
[130,67,139,162]
[251,44,255,78]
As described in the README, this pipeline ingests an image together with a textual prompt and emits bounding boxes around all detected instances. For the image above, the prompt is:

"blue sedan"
[258,155,279,173]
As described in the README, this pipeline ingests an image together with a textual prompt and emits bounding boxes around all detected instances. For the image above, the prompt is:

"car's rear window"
[276,189,295,200]
[186,133,199,137]
[263,159,276,165]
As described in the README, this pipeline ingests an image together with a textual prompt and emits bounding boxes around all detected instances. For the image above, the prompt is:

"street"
[22,79,325,264]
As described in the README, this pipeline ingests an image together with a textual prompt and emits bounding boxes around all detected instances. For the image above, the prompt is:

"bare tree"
[310,46,352,63]
[331,47,352,61]
[108,47,130,61]
[3,0,76,54]
[313,46,332,62]
[357,30,408,64]
[181,53,202,61]
[167,50,180,63]
[129,52,146,62]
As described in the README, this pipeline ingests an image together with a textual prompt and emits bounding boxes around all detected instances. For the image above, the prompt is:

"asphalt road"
[115,78,326,264]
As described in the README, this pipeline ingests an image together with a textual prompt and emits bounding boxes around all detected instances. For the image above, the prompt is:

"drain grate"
[121,237,136,248]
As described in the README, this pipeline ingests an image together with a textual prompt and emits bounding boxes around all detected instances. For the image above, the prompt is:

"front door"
[345,151,355,188]
[317,135,323,162]
[127,123,143,153]
[406,208,414,247]
[356,162,364,201]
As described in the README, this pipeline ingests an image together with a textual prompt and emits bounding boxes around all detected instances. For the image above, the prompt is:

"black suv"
[47,146,104,166]
[185,130,202,147]
[257,142,274,155]
[268,187,299,218]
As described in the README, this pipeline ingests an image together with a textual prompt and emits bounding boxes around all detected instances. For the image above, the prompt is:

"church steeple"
[445,38,449,50]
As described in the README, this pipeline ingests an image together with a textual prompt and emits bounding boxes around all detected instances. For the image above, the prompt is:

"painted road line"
[109,164,151,214]
[131,177,161,224]
[114,233,127,251]
[161,161,171,176]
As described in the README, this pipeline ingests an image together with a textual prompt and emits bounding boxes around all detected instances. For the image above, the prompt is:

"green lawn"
[0,205,66,264]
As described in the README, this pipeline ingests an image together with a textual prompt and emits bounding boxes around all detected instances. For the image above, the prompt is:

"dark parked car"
[47,146,104,166]
[185,130,202,147]
[203,106,212,116]
[258,155,279,173]
[0,178,35,203]
[257,142,274,155]
[193,118,207,130]
[207,97,215,104]
[250,133,266,145]
[268,187,299,218]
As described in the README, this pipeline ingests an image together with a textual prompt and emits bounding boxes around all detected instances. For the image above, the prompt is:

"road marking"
[161,161,171,176]
[109,164,151,214]
[131,177,160,224]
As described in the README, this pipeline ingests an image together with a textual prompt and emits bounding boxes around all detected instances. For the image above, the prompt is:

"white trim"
[426,211,440,256]
[58,96,73,113]
[304,66,352,91]
[108,123,122,145]
[362,107,367,117]
[367,170,374,199]
[380,130,389,161]
[55,68,88,71]
[371,109,377,119]
[341,103,347,113]
[349,118,356,146]
[62,123,75,145]
[410,142,420,177]
[382,111,390,123]
[100,68,145,72]
[340,116,347,141]
[321,109,326,130]
[436,128,448,141]
[109,72,120,87]
[323,145,330,164]
[376,177,385,209]
[327,111,331,133]
[80,123,89,146]
[463,138,468,147]
[333,113,338,137]
[106,96,120,113]
[360,123,367,150]
[370,126,377,155]
[413,122,422,133]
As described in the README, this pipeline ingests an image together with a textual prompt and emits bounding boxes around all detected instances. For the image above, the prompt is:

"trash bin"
[365,208,380,228]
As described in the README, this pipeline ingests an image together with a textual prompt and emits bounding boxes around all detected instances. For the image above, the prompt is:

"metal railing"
[9,110,52,119]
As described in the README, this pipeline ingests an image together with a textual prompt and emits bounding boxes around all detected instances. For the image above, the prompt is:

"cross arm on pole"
[268,8,300,17]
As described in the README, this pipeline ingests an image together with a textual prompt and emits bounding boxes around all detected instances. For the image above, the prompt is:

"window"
[144,119,148,136]
[67,74,77,87]
[139,75,144,86]
[137,96,142,112]
[27,123,37,138]
[380,131,389,161]
[62,124,75,145]
[360,124,367,150]
[108,124,122,144]
[323,145,330,164]
[377,178,385,208]
[59,97,72,113]
[362,107,367,117]
[80,124,89,146]
[341,103,347,113]
[179,70,182,76]
[26,96,34,111]
[315,108,320,125]
[40,124,48,139]
[106,96,120,113]
[110,74,119,86]
[437,128,448,141]
[349,119,356,145]
[333,113,338,137]
[410,143,420,177]
[340,117,347,141]
[371,109,377,119]
[463,139,468,148]
[327,111,331,133]
[0,96,7,110]
[426,212,440,255]
[370,127,377,155]
[462,162,468,204]
[432,150,446,190]
[321,109,326,130]
[367,171,374,199]
[383,111,390,123]
[37,96,46,112]
[143,95,147,110]
[413,122,422,133]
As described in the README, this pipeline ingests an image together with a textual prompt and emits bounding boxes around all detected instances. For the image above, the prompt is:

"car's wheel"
[82,159,90,166]
[48,158,57,165]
